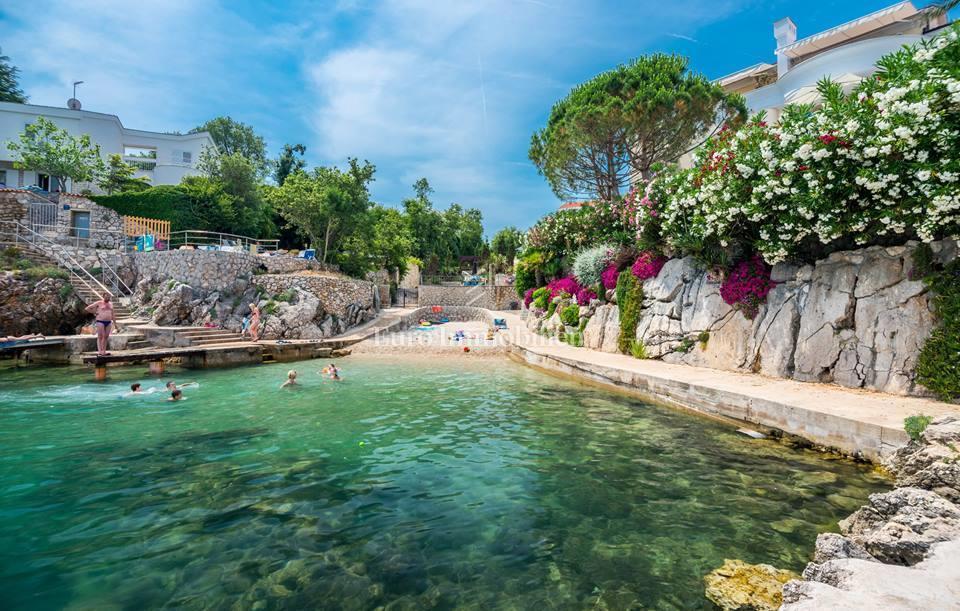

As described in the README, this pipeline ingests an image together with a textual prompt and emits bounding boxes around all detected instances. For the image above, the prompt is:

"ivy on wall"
[616,270,644,354]
[916,258,960,402]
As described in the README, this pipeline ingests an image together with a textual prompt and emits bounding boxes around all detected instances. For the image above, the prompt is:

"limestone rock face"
[582,304,609,350]
[0,272,86,335]
[782,538,960,610]
[886,415,960,504]
[838,487,960,566]
[703,559,798,611]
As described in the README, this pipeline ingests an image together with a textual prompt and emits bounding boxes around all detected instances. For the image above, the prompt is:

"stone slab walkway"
[496,311,958,461]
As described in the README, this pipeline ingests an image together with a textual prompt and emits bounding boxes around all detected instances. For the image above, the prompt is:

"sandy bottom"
[351,321,509,354]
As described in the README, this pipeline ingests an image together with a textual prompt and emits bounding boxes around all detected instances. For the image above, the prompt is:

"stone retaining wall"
[252,274,376,318]
[573,239,959,396]
[260,255,338,275]
[0,190,28,225]
[133,250,262,292]
[418,285,521,310]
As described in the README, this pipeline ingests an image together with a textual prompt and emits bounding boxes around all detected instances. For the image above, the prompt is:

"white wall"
[0,102,215,192]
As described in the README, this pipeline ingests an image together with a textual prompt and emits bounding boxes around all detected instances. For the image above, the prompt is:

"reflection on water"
[0,356,887,609]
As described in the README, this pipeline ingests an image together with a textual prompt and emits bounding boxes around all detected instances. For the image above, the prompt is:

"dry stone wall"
[575,239,958,396]
[252,274,376,318]
[419,285,521,310]
[133,250,261,293]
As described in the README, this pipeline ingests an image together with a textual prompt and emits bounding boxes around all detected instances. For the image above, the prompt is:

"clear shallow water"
[0,356,888,610]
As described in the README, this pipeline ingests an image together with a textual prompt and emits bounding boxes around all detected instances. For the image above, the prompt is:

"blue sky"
[0,0,939,234]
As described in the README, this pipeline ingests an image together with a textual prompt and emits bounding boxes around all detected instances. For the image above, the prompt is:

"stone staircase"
[69,274,137,319]
[174,327,247,347]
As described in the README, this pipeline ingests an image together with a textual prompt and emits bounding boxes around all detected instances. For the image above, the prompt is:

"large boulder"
[703,559,798,611]
[151,282,196,325]
[838,487,960,566]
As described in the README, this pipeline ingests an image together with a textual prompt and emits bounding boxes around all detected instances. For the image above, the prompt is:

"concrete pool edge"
[489,311,958,462]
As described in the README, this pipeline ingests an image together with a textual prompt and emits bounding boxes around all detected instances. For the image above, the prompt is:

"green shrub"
[87,266,103,277]
[560,304,580,326]
[910,243,937,280]
[697,330,710,349]
[532,287,550,310]
[514,259,537,298]
[563,330,584,347]
[616,270,643,354]
[546,299,558,319]
[917,260,960,401]
[904,414,933,442]
[263,300,279,315]
[91,185,197,231]
[630,340,648,359]
[59,284,74,300]
[276,289,296,303]
[676,337,696,353]
[144,286,158,302]
[22,266,68,280]
[572,244,614,287]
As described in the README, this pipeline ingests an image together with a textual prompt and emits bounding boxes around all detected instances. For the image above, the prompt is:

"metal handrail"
[97,255,132,296]
[4,221,114,299]
[167,230,279,252]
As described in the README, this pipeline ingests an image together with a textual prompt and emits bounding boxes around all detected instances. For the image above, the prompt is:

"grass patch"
[22,266,68,281]
[698,330,710,349]
[904,414,932,442]
[629,340,648,359]
[263,300,279,316]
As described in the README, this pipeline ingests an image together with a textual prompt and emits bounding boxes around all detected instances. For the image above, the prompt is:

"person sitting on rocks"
[281,370,298,388]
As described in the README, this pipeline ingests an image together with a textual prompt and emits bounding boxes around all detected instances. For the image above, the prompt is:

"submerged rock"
[703,559,798,611]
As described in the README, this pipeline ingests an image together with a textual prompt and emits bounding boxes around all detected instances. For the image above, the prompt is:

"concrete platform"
[496,312,958,461]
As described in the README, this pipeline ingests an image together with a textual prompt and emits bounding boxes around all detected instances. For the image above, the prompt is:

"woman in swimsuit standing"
[249,303,261,342]
[85,293,114,356]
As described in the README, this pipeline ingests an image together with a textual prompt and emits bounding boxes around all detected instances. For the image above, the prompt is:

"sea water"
[0,356,888,609]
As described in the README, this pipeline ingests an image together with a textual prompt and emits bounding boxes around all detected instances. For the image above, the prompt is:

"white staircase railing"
[2,221,115,301]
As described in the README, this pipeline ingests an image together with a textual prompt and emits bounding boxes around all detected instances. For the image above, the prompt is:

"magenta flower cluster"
[574,287,597,306]
[631,251,667,281]
[523,288,535,308]
[547,276,581,299]
[601,264,620,290]
[719,255,777,319]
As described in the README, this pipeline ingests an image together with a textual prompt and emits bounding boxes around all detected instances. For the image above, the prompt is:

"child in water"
[169,389,183,401]
[281,370,298,388]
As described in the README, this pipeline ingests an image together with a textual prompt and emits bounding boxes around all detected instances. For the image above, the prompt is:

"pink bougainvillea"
[523,288,535,308]
[547,276,581,299]
[575,287,597,306]
[600,264,620,290]
[719,255,777,319]
[631,251,668,281]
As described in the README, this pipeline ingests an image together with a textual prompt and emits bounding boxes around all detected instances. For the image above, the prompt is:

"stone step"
[126,340,152,350]
[190,337,247,346]
[175,329,239,338]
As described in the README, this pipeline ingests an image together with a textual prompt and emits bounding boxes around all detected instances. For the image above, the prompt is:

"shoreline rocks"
[781,415,960,609]
[703,560,798,611]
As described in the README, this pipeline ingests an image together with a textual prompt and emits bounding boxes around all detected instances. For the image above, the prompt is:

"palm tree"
[932,0,957,16]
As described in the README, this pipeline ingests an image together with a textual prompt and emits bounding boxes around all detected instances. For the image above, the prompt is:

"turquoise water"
[0,356,887,610]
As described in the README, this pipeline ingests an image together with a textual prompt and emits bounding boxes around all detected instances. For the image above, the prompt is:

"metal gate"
[27,202,58,233]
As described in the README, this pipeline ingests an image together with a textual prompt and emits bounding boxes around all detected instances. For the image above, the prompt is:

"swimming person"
[249,303,261,342]
[166,381,198,391]
[328,364,341,381]
[130,383,141,393]
[281,370,298,388]
[169,389,183,401]
[84,293,114,356]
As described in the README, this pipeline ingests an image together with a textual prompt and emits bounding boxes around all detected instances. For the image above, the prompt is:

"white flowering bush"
[635,26,960,264]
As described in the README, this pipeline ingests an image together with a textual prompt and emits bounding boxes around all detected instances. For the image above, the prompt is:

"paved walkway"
[495,311,958,460]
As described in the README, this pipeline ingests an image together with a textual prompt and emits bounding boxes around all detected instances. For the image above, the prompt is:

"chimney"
[774,17,797,79]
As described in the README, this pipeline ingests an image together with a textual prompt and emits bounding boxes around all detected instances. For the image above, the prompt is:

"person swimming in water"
[281,370,298,388]
[169,389,183,401]
[130,383,141,393]
[166,381,198,391]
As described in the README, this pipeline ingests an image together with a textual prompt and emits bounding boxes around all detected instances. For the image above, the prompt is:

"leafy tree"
[490,226,523,264]
[0,47,27,103]
[370,206,414,278]
[529,53,745,200]
[7,117,106,191]
[273,143,306,186]
[98,154,150,194]
[190,151,273,237]
[269,158,376,265]
[190,116,268,175]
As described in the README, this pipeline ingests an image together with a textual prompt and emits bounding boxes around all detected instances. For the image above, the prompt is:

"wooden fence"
[122,215,171,242]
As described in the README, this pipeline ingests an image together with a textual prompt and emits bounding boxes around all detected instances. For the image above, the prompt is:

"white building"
[716,1,950,121]
[0,100,215,193]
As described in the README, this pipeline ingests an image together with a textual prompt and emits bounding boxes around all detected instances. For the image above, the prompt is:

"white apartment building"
[0,100,215,193]
[716,1,950,121]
